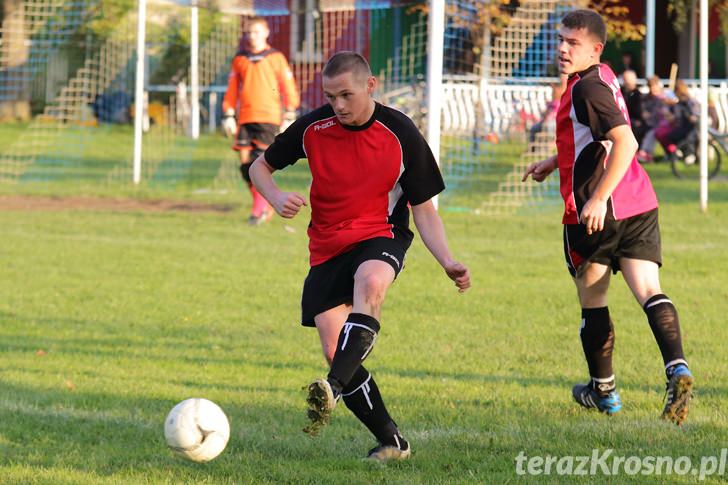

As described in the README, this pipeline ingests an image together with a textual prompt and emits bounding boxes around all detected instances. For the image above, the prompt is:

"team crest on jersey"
[314,120,336,131]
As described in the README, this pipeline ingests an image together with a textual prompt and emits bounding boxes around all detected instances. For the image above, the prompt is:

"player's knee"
[358,272,389,306]
[580,293,608,308]
[576,276,609,307]
[238,149,251,164]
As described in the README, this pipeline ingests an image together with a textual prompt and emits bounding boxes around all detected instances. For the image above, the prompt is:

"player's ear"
[367,76,377,95]
[593,40,604,58]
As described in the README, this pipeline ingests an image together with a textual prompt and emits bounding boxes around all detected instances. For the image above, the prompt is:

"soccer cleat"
[661,365,693,425]
[303,378,337,436]
[366,435,411,463]
[572,383,622,415]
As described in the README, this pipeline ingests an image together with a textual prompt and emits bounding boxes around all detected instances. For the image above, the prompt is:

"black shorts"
[563,208,662,277]
[300,236,409,327]
[234,123,278,152]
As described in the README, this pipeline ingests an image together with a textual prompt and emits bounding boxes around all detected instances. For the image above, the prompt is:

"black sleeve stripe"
[264,105,336,169]
[573,78,627,140]
[377,105,445,205]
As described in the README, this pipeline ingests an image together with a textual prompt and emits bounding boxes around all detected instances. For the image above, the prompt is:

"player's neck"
[355,100,376,126]
[578,60,600,73]
[342,99,376,127]
[249,43,270,54]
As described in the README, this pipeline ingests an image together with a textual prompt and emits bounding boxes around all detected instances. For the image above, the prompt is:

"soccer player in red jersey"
[250,51,470,461]
[222,17,299,225]
[522,10,693,424]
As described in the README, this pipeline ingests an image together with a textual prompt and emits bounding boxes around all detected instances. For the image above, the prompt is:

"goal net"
[0,0,575,215]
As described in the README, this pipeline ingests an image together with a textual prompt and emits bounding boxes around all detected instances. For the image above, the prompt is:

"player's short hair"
[322,51,372,81]
[247,17,269,29]
[561,9,607,44]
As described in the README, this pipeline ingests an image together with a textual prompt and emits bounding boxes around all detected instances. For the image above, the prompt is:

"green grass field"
[2,124,728,483]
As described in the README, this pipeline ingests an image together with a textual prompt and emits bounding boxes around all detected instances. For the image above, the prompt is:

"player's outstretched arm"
[411,200,471,293]
[522,154,557,183]
[249,155,307,218]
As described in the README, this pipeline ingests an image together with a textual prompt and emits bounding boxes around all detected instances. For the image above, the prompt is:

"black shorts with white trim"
[300,233,409,327]
[563,208,662,278]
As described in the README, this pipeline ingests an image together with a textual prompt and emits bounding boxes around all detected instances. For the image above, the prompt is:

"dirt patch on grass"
[0,195,237,213]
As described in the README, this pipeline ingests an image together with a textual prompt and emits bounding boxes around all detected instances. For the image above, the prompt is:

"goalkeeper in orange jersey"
[222,17,300,225]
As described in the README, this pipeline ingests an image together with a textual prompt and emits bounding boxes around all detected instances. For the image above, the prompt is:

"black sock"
[580,307,615,396]
[239,162,252,183]
[342,366,404,446]
[643,294,687,372]
[327,313,380,394]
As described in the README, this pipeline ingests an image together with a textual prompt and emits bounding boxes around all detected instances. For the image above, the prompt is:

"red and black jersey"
[265,102,445,266]
[556,64,658,225]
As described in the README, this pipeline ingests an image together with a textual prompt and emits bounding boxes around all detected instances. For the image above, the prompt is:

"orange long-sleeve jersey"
[222,47,300,126]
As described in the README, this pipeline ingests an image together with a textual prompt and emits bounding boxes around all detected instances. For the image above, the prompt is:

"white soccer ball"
[164,398,230,462]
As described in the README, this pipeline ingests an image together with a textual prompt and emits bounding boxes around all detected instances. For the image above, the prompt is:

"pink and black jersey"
[556,63,658,225]
[264,102,444,266]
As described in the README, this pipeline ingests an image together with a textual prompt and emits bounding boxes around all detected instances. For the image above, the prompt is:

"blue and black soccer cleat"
[572,383,622,415]
[662,364,693,425]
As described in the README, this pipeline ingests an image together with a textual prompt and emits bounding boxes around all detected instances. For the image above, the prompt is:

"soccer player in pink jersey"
[522,9,693,424]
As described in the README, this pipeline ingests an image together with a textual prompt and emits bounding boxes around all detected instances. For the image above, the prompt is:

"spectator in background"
[620,70,646,145]
[656,80,699,161]
[637,76,669,163]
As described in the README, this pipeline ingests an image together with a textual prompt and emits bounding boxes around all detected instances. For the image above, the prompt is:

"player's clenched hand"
[522,157,556,183]
[444,261,471,293]
[272,191,307,218]
[580,197,607,235]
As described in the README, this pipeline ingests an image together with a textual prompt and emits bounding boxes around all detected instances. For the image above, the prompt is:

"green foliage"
[76,0,222,87]
[589,0,646,42]
[81,0,136,39]
[668,0,728,37]
[148,8,222,86]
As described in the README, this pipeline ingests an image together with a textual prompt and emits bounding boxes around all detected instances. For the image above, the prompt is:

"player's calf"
[643,294,694,424]
[327,313,380,393]
[303,314,379,435]
[643,294,686,371]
